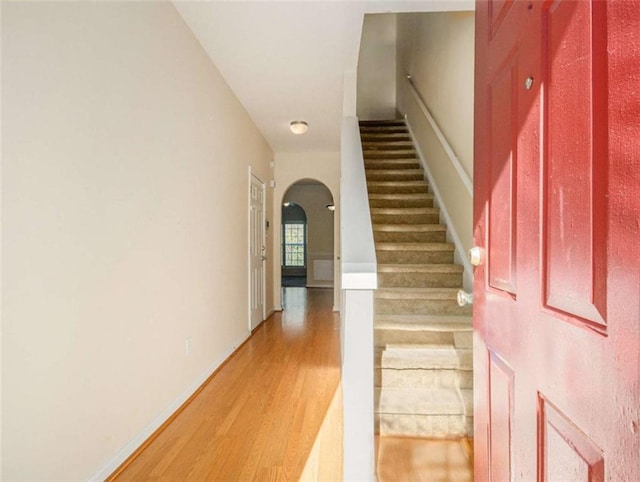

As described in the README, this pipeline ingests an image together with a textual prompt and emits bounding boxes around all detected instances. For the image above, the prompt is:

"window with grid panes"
[283,223,305,267]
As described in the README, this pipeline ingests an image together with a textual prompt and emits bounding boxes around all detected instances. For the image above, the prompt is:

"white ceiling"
[174,1,474,153]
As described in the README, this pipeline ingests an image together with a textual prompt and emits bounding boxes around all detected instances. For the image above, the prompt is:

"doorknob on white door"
[457,290,473,307]
[468,246,485,266]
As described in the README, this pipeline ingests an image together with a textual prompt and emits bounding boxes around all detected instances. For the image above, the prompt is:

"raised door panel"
[541,0,608,332]
[487,55,518,295]
[250,175,265,329]
[538,395,604,482]
[488,351,514,482]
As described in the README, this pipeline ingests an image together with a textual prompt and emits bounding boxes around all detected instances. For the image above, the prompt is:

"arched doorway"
[280,180,335,295]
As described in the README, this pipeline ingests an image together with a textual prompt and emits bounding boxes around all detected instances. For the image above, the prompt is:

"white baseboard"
[89,331,250,481]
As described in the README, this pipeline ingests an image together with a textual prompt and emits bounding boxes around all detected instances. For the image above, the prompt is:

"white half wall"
[2,2,273,479]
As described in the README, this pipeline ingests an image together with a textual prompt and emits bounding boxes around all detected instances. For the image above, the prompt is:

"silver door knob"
[457,290,473,307]
[468,246,485,266]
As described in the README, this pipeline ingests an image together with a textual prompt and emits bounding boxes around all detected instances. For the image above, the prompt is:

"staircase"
[360,119,473,438]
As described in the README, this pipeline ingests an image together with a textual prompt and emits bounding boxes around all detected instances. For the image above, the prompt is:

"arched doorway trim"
[276,178,336,308]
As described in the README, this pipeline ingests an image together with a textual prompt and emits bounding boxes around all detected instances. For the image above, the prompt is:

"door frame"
[248,167,266,331]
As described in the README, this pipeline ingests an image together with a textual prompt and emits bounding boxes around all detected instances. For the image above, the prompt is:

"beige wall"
[273,152,340,309]
[283,183,335,287]
[2,2,273,479]
[396,11,475,264]
[357,13,397,120]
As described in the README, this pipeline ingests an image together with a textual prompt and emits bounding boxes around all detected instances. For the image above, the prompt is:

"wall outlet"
[185,336,192,356]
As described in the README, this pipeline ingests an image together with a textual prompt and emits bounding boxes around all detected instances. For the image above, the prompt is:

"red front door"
[474,1,640,480]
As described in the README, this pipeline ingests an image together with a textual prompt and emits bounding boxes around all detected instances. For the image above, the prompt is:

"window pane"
[283,223,305,267]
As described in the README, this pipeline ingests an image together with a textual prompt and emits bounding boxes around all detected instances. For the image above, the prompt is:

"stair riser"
[365,161,420,170]
[368,198,433,208]
[366,171,424,182]
[376,414,473,437]
[367,183,429,194]
[373,231,447,243]
[364,151,417,160]
[360,121,405,128]
[454,331,473,349]
[375,328,454,346]
[376,368,473,389]
[376,251,454,265]
[376,390,469,415]
[360,130,409,137]
[371,213,439,224]
[362,142,414,150]
[378,271,462,288]
[360,135,412,142]
[376,299,472,316]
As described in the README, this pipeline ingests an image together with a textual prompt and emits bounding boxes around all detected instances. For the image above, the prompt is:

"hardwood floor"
[111,287,474,481]
[111,287,341,481]
[376,436,474,482]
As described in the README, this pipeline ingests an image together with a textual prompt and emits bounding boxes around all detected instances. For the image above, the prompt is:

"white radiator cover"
[313,259,334,281]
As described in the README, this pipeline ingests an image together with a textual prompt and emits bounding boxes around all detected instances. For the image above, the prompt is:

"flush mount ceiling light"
[289,120,309,135]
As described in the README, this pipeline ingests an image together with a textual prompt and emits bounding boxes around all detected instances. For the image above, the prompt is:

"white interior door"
[249,171,266,330]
